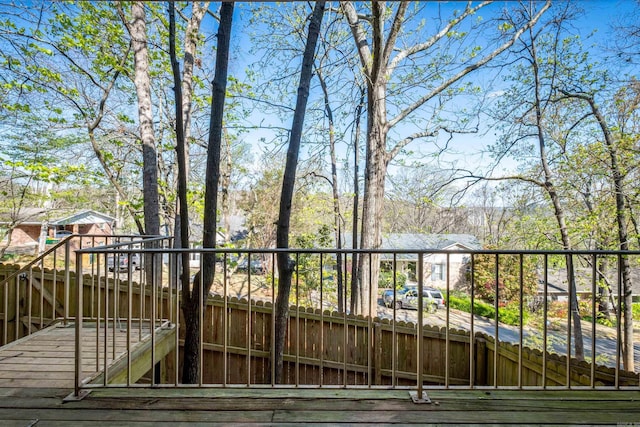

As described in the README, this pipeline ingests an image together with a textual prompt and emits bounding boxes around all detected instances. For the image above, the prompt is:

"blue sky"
[225,2,633,193]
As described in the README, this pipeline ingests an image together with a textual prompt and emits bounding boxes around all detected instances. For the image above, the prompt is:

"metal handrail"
[0,234,168,346]
[0,235,74,287]
[67,245,640,399]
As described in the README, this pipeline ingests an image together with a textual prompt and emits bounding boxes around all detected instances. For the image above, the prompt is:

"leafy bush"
[379,270,407,289]
[448,294,529,326]
[471,250,538,306]
[546,301,568,319]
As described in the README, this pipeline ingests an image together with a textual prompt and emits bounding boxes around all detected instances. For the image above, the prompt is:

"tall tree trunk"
[182,2,234,384]
[127,2,160,238]
[317,70,343,312]
[356,78,388,315]
[221,128,232,243]
[587,97,634,372]
[168,0,189,255]
[173,2,209,249]
[557,89,635,370]
[169,1,195,383]
[350,87,364,313]
[342,0,549,316]
[274,1,326,384]
[119,2,162,302]
[596,252,612,320]
[530,36,584,360]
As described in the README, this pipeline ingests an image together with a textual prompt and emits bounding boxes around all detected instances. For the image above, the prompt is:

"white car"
[107,253,142,272]
[400,288,445,312]
[383,286,446,313]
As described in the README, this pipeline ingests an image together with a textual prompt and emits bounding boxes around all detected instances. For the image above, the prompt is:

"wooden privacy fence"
[1,263,637,389]
[181,295,639,388]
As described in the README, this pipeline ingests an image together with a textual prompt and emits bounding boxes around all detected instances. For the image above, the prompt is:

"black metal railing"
[39,245,640,395]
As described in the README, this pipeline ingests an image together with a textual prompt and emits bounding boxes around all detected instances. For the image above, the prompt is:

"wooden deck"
[0,326,638,425]
[0,321,176,388]
[0,387,638,425]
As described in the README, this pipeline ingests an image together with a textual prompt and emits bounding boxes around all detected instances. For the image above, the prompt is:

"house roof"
[381,233,481,251]
[0,208,116,227]
[541,267,640,295]
[49,210,115,226]
[190,215,247,244]
[343,233,481,251]
[341,233,481,261]
[0,207,48,225]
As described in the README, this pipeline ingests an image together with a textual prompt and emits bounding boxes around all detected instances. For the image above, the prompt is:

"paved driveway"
[376,303,640,369]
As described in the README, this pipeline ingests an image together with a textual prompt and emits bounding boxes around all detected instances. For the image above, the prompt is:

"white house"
[344,233,482,290]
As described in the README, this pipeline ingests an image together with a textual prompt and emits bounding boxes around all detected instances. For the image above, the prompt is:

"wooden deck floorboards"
[0,324,639,425]
[0,322,157,388]
[0,387,638,425]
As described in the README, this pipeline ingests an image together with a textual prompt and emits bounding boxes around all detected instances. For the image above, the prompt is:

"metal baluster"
[392,253,397,388]
[295,252,300,388]
[518,254,524,389]
[616,254,622,389]
[319,252,324,387]
[470,253,475,389]
[591,254,597,388]
[269,252,275,387]
[74,253,84,397]
[543,254,548,389]
[412,252,428,402]
[151,251,157,386]
[567,253,573,389]
[247,252,252,387]
[494,253,499,388]
[445,253,451,389]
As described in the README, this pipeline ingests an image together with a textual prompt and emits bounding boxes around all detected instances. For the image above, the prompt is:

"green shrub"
[448,294,528,326]
[379,270,407,289]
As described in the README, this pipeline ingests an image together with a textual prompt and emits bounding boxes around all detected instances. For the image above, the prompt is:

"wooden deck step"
[0,321,176,389]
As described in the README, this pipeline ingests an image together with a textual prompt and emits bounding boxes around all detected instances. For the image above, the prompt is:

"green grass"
[448,294,529,326]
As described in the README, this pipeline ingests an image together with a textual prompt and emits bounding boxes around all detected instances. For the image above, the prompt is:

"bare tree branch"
[387,1,551,130]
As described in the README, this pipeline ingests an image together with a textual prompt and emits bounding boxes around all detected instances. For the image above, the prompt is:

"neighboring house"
[540,267,640,302]
[344,233,482,290]
[0,207,48,254]
[0,209,116,255]
[48,210,115,237]
[187,216,248,268]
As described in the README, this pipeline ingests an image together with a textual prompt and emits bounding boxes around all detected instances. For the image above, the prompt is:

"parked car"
[382,286,445,313]
[54,230,73,238]
[107,253,142,272]
[382,285,416,308]
[237,258,266,274]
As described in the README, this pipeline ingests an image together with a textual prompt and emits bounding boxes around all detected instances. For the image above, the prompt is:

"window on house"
[431,263,445,281]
